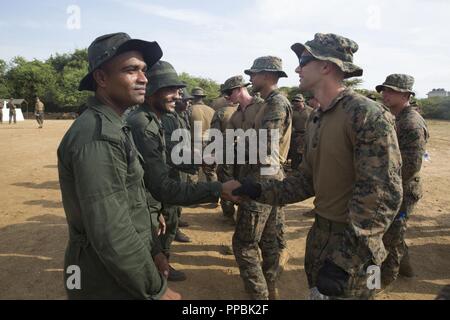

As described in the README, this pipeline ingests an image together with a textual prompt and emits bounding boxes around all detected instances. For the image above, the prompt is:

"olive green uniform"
[58,97,167,299]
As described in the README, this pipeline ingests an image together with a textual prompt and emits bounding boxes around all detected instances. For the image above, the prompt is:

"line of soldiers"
[57,31,434,300]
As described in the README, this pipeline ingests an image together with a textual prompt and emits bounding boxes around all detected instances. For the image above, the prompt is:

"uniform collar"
[87,96,125,126]
[320,88,353,113]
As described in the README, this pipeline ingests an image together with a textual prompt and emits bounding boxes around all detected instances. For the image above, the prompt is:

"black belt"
[315,214,347,233]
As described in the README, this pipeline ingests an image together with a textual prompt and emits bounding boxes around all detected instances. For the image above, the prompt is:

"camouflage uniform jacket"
[35,101,45,113]
[210,105,237,133]
[58,97,167,299]
[292,105,313,153]
[249,90,292,179]
[396,106,429,209]
[256,89,403,275]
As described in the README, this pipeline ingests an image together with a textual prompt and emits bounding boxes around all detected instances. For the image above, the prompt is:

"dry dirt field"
[0,119,449,300]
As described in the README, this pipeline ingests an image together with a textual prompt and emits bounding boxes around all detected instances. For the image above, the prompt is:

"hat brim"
[79,39,163,91]
[244,69,288,78]
[291,43,363,79]
[221,82,251,93]
[376,84,415,96]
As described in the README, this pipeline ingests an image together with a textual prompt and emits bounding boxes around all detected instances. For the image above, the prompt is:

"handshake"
[219,178,262,203]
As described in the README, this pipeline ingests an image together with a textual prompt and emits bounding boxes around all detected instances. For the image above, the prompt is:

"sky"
[1,0,450,98]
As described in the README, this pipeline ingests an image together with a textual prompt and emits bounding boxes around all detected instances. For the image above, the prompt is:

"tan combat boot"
[399,252,415,278]
[267,282,280,300]
[279,249,290,273]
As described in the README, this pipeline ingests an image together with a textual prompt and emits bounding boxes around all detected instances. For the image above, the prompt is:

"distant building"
[1,98,27,122]
[427,88,450,98]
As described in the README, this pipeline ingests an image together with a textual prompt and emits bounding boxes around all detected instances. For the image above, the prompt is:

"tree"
[0,59,10,97]
[179,72,220,104]
[5,57,58,106]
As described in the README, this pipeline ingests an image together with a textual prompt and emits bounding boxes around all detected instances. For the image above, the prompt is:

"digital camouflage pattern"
[244,56,288,78]
[211,104,238,217]
[382,106,428,281]
[291,33,363,79]
[58,97,167,299]
[233,90,292,300]
[256,89,403,297]
[221,75,250,92]
[290,101,313,168]
[376,74,415,96]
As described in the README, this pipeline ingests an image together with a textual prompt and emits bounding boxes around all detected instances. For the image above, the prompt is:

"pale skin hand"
[153,252,169,278]
[221,180,242,203]
[158,214,166,236]
[160,287,182,300]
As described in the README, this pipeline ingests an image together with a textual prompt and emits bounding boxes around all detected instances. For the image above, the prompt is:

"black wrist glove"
[317,260,350,297]
[231,178,262,200]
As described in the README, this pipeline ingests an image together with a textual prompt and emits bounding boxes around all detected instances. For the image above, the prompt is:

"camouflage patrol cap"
[291,33,363,79]
[146,60,185,97]
[244,56,288,78]
[376,74,415,96]
[79,32,163,91]
[191,87,207,97]
[221,75,251,93]
[292,94,305,102]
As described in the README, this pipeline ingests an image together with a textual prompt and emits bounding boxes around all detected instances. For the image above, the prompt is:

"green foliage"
[5,57,58,106]
[419,97,450,120]
[343,78,363,89]
[0,59,10,97]
[178,72,220,104]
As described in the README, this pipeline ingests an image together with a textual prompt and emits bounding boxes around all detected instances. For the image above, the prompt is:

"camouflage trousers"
[232,200,282,300]
[216,164,237,218]
[381,197,418,282]
[159,204,180,256]
[305,215,375,299]
[9,111,16,124]
[36,112,44,126]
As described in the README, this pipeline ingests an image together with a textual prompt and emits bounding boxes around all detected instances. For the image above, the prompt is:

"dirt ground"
[0,119,449,300]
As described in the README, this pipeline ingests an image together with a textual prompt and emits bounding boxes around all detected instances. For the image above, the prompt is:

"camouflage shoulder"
[398,107,428,132]
[343,91,396,138]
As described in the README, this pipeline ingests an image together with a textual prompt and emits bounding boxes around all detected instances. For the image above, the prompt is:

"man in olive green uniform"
[289,94,313,169]
[58,33,180,300]
[35,97,45,128]
[127,61,236,281]
[232,33,403,300]
[190,87,218,183]
[376,74,429,286]
[0,101,3,124]
[211,83,238,223]
[7,98,16,124]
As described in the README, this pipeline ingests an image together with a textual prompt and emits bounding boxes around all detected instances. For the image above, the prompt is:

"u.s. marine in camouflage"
[233,34,403,300]
[231,57,292,300]
[377,74,429,285]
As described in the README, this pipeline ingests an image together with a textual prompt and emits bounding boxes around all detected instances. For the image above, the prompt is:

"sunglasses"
[299,55,318,68]
[223,88,235,97]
